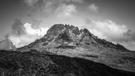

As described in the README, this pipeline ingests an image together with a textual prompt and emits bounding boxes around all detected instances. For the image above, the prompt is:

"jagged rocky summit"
[20,24,128,51]
[1,24,135,76]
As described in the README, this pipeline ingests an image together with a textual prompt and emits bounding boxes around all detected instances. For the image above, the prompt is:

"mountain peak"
[46,24,81,36]
[19,24,128,52]
[44,24,98,45]
[45,24,96,41]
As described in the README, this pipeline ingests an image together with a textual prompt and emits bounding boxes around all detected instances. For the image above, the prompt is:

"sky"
[0,0,135,50]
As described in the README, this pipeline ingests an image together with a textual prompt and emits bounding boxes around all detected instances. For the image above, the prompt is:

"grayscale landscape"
[0,0,135,76]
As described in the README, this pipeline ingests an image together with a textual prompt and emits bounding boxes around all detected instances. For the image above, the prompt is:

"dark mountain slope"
[0,50,135,76]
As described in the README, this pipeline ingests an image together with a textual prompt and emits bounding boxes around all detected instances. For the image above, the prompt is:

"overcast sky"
[0,0,135,50]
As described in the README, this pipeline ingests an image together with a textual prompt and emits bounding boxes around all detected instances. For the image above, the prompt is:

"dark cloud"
[112,30,135,44]
[11,19,26,36]
[123,30,135,42]
[24,0,83,6]
[23,0,83,14]
[88,3,98,12]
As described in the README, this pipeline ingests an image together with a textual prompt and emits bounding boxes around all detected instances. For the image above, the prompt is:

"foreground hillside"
[0,50,135,76]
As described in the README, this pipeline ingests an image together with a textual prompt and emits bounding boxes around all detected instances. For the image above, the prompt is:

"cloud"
[24,23,48,36]
[9,22,48,48]
[89,4,98,12]
[55,4,77,18]
[118,30,135,50]
[121,41,135,50]
[11,19,26,36]
[86,19,129,42]
[24,0,39,6]
[23,0,80,19]
[9,35,37,47]
[64,0,83,3]
[24,0,83,6]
